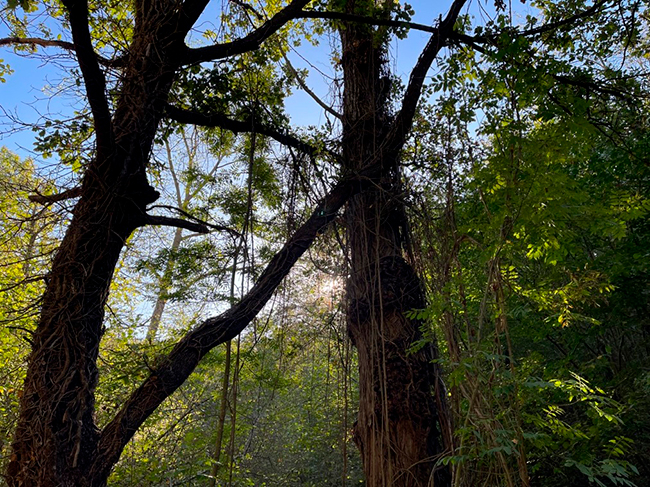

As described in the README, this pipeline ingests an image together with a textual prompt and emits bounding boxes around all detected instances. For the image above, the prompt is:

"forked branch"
[165,104,337,160]
[184,0,312,64]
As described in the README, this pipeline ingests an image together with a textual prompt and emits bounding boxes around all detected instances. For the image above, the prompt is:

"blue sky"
[0,0,517,161]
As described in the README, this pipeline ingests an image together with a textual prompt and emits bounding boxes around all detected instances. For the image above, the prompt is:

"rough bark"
[6,4,178,479]
[7,148,372,487]
[339,2,455,485]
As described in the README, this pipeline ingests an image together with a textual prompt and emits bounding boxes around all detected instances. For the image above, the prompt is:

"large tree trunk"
[6,4,179,482]
[3,1,336,481]
[340,3,451,485]
[6,191,148,487]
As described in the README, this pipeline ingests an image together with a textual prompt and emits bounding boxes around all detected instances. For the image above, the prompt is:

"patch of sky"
[0,0,541,159]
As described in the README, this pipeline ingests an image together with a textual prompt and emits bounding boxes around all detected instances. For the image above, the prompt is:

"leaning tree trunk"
[340,4,451,485]
[2,0,341,482]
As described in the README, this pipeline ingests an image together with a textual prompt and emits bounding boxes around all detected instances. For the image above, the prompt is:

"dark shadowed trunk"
[339,3,452,485]
[6,1,196,483]
[6,192,140,487]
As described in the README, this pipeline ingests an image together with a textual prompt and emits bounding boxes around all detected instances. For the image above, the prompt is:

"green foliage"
[0,59,13,82]
[102,269,362,486]
[34,112,95,170]
[407,2,650,482]
[3,0,650,485]
[0,148,59,474]
[521,373,637,486]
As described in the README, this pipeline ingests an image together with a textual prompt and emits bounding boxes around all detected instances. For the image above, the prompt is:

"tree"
[335,1,462,484]
[2,1,345,484]
[143,128,235,341]
[0,0,640,485]
[405,6,650,483]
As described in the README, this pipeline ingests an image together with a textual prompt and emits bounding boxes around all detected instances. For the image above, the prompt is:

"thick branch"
[165,104,336,160]
[388,0,468,155]
[184,0,311,64]
[184,6,455,65]
[28,187,82,205]
[175,0,212,38]
[0,37,75,51]
[59,0,113,153]
[299,10,438,34]
[146,204,243,237]
[89,165,379,485]
[144,215,210,234]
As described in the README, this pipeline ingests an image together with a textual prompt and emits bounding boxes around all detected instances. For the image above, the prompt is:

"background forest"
[0,0,649,486]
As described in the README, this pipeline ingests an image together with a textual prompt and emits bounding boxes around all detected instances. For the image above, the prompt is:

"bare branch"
[165,104,338,161]
[283,52,342,120]
[0,275,46,294]
[514,0,609,37]
[0,274,46,293]
[222,1,441,37]
[184,5,454,65]
[0,37,126,67]
[447,33,489,54]
[184,0,311,64]
[28,187,82,205]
